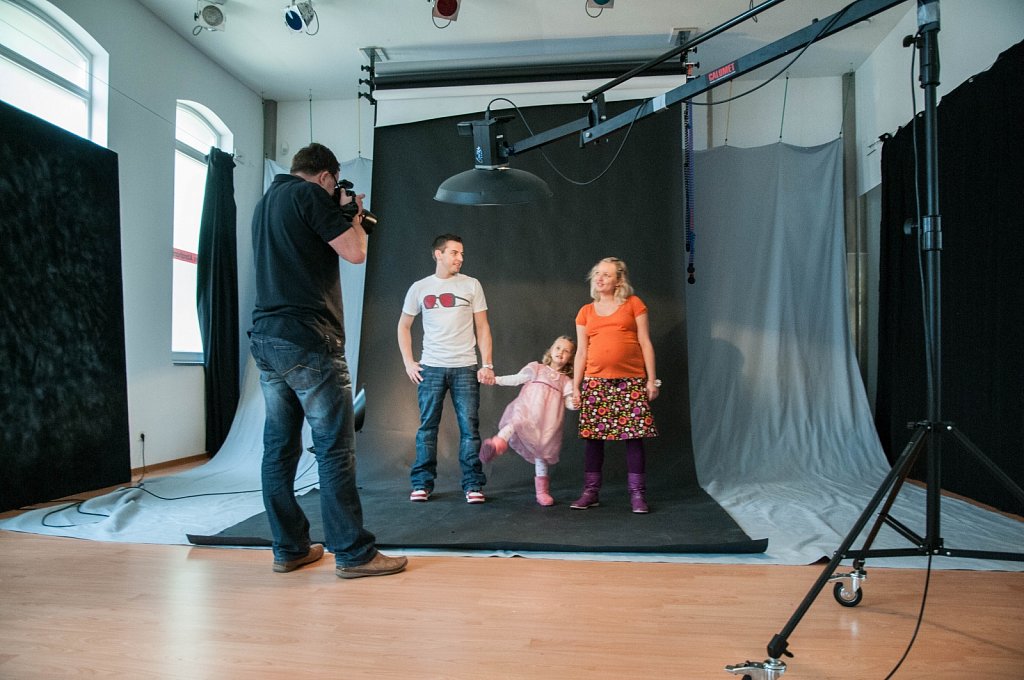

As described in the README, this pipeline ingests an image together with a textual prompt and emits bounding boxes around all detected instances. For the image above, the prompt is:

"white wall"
[693,75,844,150]
[275,96,375,164]
[48,0,264,468]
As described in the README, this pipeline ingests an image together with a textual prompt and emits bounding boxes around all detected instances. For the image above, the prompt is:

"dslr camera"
[334,178,379,234]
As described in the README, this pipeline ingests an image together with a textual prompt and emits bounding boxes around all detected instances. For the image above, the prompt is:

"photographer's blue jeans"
[250,334,376,567]
[411,365,486,493]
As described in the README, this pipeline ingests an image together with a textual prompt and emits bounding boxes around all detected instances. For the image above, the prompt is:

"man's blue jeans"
[250,334,376,567]
[411,365,486,493]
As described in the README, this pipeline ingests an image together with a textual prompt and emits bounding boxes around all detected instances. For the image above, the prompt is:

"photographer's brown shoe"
[336,552,408,579]
[272,543,324,573]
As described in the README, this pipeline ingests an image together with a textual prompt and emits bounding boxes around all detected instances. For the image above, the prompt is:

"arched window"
[0,0,108,145]
[172,101,232,361]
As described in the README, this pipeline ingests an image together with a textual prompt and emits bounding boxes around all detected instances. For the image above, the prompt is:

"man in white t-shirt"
[397,234,495,504]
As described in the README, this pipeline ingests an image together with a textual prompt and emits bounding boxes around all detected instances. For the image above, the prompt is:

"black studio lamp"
[433,112,552,206]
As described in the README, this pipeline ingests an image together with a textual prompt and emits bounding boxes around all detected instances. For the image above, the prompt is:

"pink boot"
[478,436,508,463]
[534,476,554,506]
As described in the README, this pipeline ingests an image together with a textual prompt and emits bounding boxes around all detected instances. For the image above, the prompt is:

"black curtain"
[356,100,696,494]
[0,100,130,510]
[875,41,1024,515]
[196,148,239,456]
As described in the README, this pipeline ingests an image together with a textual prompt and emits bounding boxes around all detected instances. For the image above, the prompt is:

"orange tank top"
[575,295,647,378]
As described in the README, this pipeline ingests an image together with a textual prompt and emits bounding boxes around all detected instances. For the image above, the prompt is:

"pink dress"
[495,362,576,464]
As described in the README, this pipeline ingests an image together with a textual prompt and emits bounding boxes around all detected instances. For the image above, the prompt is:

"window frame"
[171,100,232,365]
[0,0,108,145]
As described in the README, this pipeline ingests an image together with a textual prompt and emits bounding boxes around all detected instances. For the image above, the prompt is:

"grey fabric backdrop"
[688,141,887,487]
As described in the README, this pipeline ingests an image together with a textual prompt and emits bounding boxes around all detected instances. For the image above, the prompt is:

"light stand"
[726,2,1024,677]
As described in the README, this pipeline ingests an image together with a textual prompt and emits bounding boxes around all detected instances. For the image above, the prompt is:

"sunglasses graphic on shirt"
[423,293,470,309]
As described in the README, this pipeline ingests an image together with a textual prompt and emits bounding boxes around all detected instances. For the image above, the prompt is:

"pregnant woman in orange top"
[570,257,660,513]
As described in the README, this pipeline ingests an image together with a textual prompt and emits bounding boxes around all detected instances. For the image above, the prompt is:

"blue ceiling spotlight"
[284,2,318,34]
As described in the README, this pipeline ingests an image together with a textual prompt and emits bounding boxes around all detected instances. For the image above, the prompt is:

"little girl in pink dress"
[479,336,579,506]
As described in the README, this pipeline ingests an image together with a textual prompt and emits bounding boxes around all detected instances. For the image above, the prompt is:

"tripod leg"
[846,424,929,559]
[755,426,929,663]
[825,427,932,607]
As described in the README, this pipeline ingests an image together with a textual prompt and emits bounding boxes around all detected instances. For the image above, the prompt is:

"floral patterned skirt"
[578,376,658,440]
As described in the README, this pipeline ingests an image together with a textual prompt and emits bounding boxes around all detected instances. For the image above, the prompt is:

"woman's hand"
[646,378,660,401]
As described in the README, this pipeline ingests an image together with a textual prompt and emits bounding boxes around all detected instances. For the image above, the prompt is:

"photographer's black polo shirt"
[250,173,352,350]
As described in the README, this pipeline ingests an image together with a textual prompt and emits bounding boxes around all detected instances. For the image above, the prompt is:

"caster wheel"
[833,581,863,607]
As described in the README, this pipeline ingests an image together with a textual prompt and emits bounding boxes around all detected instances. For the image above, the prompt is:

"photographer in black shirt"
[249,142,406,579]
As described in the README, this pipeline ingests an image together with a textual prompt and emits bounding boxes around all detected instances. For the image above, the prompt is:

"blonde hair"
[587,257,634,303]
[541,335,576,377]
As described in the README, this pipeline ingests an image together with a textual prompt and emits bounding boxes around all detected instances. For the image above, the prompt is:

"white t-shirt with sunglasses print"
[402,274,489,368]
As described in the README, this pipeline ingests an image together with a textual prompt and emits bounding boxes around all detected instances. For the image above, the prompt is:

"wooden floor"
[2,472,1022,679]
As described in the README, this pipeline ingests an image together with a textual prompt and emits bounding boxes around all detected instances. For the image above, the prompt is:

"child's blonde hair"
[542,335,576,377]
[587,257,634,303]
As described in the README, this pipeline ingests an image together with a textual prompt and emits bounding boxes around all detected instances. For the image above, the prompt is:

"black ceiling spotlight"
[433,111,552,206]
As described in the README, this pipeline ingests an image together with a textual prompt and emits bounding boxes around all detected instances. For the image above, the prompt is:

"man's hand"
[404,359,423,384]
[477,366,495,385]
[339,189,365,211]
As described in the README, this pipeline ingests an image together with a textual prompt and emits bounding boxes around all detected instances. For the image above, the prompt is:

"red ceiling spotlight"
[433,0,461,22]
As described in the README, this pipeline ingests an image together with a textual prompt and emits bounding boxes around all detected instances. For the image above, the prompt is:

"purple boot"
[628,472,649,514]
[570,472,602,509]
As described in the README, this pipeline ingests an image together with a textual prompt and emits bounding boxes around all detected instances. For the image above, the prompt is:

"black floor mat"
[189,480,768,554]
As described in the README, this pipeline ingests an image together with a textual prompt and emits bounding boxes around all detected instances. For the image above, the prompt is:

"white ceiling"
[134,0,911,102]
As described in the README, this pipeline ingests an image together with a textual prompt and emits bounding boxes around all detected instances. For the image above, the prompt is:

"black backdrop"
[356,100,696,496]
[0,100,130,511]
[875,41,1024,515]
